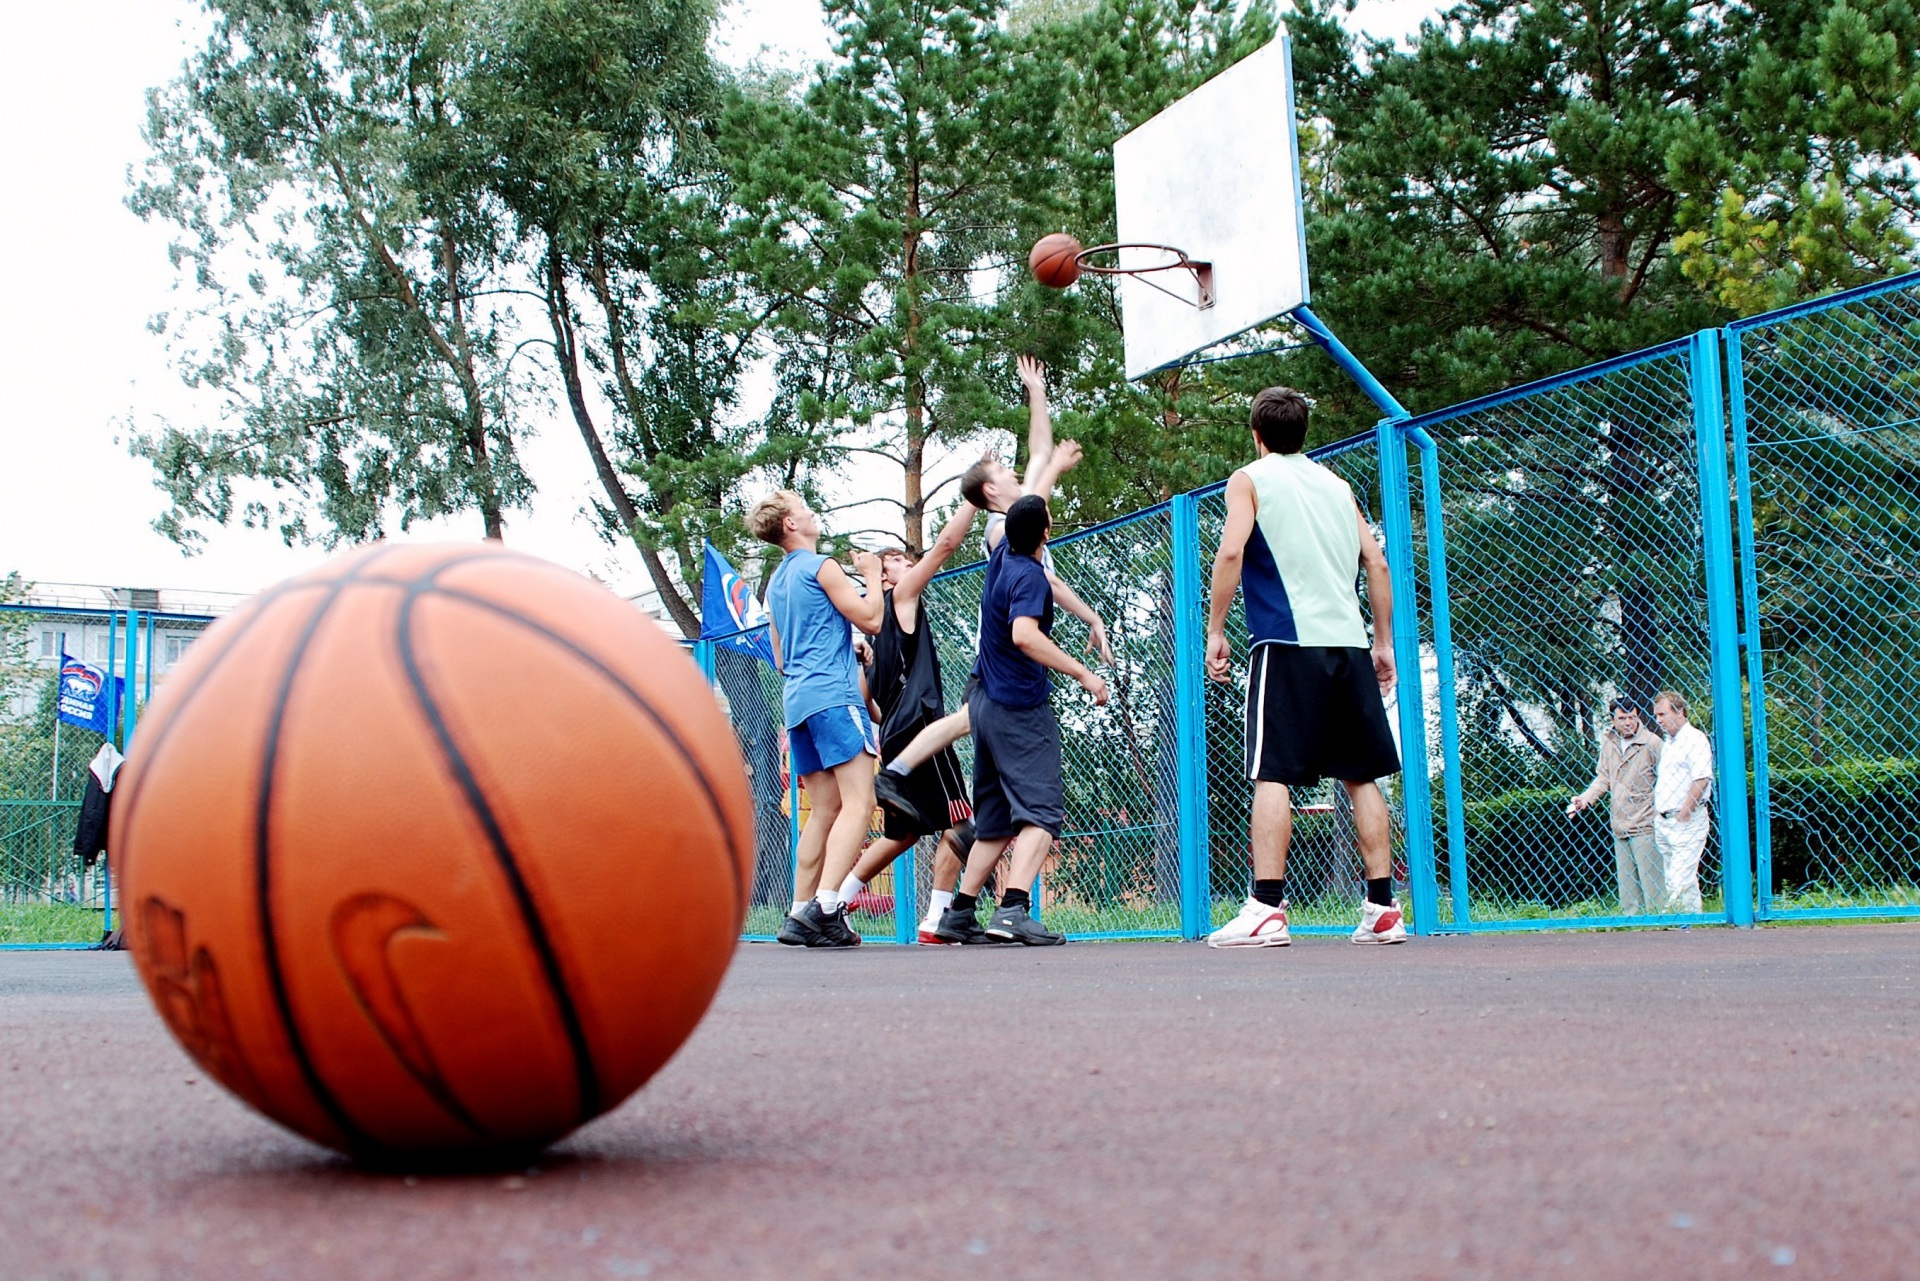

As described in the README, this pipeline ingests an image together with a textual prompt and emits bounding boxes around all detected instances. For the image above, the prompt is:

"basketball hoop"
[1074,242,1215,310]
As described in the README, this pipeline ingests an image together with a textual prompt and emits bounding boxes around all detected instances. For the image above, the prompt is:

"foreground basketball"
[1029,233,1083,288]
[112,544,753,1160]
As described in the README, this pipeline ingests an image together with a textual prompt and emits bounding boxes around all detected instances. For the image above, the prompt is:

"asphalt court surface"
[4,926,1917,1279]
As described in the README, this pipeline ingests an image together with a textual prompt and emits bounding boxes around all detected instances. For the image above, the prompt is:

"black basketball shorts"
[967,686,1064,842]
[1244,643,1401,786]
[881,744,974,841]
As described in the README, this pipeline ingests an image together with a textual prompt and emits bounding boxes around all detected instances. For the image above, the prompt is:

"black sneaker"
[932,904,997,945]
[985,904,1064,946]
[873,769,917,823]
[802,901,862,949]
[776,909,816,947]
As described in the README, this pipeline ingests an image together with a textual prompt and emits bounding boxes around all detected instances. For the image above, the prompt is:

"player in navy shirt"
[934,495,1108,946]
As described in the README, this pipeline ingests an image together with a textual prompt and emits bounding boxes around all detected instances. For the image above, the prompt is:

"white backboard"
[1111,34,1309,379]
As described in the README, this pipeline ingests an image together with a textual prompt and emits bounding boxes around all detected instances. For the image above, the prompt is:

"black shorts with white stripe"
[1244,642,1401,786]
[880,744,974,841]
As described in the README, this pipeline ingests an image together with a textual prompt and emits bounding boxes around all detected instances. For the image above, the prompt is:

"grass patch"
[0,902,105,946]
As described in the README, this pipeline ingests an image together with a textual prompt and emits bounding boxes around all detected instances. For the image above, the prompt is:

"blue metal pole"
[1294,306,1411,419]
[143,612,155,703]
[694,638,716,685]
[1418,437,1471,928]
[1690,330,1755,927]
[1169,491,1210,939]
[104,614,118,743]
[894,843,918,944]
[787,741,802,904]
[1725,331,1773,920]
[122,608,140,752]
[1374,424,1437,934]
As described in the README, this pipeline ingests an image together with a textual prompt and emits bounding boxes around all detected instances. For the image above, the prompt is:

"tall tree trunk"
[439,224,503,541]
[901,162,926,556]
[1604,417,1663,708]
[545,244,703,638]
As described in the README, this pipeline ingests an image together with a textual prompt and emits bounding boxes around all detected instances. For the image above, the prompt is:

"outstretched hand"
[1017,353,1047,397]
[1050,439,1083,477]
[849,548,882,587]
[1088,617,1114,666]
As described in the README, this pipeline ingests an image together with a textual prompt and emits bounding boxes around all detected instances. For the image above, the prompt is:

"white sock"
[816,889,841,913]
[885,759,911,776]
[924,889,954,924]
[836,874,865,903]
[790,899,808,916]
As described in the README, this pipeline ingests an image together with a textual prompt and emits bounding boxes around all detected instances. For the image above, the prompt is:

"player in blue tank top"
[750,489,885,948]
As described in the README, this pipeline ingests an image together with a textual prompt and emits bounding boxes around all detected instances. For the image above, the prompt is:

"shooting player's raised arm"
[895,500,979,605]
[1016,355,1054,493]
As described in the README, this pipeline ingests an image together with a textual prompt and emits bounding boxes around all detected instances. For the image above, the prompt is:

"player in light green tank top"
[1203,386,1408,949]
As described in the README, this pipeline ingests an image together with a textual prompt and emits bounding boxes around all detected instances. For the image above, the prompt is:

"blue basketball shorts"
[789,705,879,777]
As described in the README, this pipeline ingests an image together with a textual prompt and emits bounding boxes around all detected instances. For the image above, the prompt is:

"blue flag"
[701,542,777,666]
[57,654,121,736]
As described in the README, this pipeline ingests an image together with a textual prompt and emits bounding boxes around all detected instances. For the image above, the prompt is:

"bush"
[1763,758,1920,896]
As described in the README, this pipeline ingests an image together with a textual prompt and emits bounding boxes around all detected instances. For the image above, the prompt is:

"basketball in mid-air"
[112,543,753,1160]
[1029,233,1084,288]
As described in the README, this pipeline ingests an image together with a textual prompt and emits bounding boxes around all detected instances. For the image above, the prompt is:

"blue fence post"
[894,844,918,944]
[105,613,118,743]
[1374,423,1437,933]
[693,637,716,684]
[1690,329,1755,927]
[1724,328,1773,921]
[1413,433,1471,929]
[1170,491,1210,939]
[120,608,140,752]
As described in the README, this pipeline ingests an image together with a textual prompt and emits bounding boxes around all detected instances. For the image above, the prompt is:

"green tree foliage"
[130,0,535,546]
[463,0,814,633]
[721,0,1072,553]
[1670,0,1920,313]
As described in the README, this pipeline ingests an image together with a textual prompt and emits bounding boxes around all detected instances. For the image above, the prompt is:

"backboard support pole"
[1292,305,1409,422]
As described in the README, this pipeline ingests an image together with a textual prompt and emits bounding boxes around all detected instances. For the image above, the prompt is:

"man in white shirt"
[1651,690,1714,914]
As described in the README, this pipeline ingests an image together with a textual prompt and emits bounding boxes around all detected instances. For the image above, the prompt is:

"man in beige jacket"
[1568,698,1664,915]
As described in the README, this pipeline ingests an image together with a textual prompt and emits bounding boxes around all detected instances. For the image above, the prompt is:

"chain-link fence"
[1730,275,1920,920]
[1401,340,1728,926]
[0,606,216,947]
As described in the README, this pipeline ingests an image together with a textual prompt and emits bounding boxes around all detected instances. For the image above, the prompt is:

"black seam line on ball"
[256,549,411,1153]
[394,583,602,1123]
[425,583,750,925]
[114,579,337,868]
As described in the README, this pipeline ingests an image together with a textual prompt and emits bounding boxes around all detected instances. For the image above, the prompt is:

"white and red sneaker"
[917,923,954,945]
[1207,897,1291,948]
[1351,898,1407,945]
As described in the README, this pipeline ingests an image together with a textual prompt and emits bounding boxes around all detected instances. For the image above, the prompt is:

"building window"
[164,634,192,666]
[40,630,55,660]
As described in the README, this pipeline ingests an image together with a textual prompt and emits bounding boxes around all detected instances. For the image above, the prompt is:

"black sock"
[1365,877,1395,907]
[952,892,978,914]
[1001,887,1031,911]
[1252,879,1287,907]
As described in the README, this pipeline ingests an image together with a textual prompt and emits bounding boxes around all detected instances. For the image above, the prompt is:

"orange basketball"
[112,543,753,1160]
[1029,233,1083,288]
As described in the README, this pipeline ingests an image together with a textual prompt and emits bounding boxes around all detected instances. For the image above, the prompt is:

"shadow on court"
[4,928,1916,1279]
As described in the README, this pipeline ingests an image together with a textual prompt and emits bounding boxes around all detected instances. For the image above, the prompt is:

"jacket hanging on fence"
[71,742,125,868]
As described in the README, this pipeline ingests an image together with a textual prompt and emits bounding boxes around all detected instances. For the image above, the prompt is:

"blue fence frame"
[19,277,1919,949]
[1724,268,1920,923]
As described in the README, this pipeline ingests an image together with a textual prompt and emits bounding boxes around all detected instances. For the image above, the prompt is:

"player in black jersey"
[826,499,993,944]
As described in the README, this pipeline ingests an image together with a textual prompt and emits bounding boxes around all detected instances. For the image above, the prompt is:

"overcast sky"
[0,0,1442,603]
